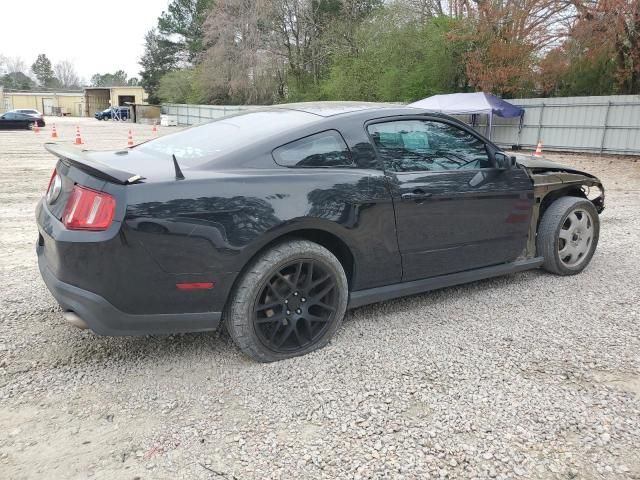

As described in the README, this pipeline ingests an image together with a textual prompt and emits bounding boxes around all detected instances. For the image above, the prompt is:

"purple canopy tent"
[408,92,524,140]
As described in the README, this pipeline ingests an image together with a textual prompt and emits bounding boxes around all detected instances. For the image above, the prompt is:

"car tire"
[537,196,600,275]
[225,240,348,362]
[27,121,36,130]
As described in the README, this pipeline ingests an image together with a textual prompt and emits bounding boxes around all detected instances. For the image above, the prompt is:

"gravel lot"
[1,117,639,479]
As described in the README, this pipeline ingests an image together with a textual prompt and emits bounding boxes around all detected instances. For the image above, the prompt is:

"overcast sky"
[0,0,170,83]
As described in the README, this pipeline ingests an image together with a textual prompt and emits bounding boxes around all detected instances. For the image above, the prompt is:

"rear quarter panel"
[124,168,401,294]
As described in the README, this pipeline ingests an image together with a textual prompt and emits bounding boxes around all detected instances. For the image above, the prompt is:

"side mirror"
[494,152,516,170]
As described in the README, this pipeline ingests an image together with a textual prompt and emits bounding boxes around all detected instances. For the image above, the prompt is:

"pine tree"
[31,54,56,87]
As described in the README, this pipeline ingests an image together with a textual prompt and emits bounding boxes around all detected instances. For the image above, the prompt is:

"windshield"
[136,109,318,167]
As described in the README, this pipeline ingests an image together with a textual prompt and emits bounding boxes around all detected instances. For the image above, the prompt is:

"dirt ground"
[1,116,639,479]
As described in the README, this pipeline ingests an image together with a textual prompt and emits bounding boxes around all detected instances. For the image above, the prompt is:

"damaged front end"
[516,155,605,257]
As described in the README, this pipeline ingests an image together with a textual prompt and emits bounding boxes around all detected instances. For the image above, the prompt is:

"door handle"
[401,191,432,201]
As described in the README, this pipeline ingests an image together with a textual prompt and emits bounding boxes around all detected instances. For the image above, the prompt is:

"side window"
[273,130,352,168]
[4,113,16,120]
[368,120,492,172]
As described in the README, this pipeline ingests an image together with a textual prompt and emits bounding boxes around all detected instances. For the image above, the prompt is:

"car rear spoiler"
[44,143,143,185]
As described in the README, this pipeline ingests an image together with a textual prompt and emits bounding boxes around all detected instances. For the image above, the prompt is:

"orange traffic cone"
[33,120,40,134]
[152,121,157,133]
[51,124,58,139]
[74,126,83,145]
[127,130,134,146]
[534,141,543,157]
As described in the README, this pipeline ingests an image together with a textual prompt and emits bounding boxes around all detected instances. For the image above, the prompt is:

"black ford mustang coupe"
[36,102,605,362]
[0,111,46,129]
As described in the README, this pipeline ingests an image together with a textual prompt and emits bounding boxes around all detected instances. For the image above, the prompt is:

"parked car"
[0,111,46,129]
[95,107,130,121]
[36,102,605,362]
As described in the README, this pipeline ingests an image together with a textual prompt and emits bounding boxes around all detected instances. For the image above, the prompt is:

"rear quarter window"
[273,130,353,168]
[136,109,318,167]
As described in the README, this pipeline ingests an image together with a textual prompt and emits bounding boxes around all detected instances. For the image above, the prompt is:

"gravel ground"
[1,117,639,479]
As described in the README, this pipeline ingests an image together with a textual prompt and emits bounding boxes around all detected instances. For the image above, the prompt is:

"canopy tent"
[408,92,524,139]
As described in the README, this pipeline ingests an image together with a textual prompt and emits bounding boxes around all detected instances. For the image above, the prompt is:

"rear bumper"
[37,243,222,336]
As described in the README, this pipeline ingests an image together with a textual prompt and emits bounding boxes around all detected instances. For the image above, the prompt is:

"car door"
[13,113,30,129]
[0,112,16,129]
[367,117,533,281]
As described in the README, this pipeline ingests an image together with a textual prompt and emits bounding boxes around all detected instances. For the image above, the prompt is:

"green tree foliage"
[158,69,200,103]
[321,14,467,102]
[139,29,179,103]
[157,0,214,62]
[560,58,618,96]
[90,70,129,87]
[146,0,640,105]
[273,0,382,97]
[31,54,56,87]
[139,0,213,103]
[0,72,36,90]
[539,47,618,97]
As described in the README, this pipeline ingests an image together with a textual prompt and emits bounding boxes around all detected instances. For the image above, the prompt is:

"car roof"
[271,101,410,117]
[268,101,454,123]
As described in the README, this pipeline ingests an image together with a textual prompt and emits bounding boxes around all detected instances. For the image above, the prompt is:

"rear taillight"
[62,185,115,231]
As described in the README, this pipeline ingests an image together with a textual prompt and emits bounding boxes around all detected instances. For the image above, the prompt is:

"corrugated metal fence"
[483,95,640,155]
[161,104,255,125]
[163,95,640,155]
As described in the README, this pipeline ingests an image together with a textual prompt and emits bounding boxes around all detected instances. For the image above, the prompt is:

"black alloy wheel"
[253,260,338,353]
[225,240,348,362]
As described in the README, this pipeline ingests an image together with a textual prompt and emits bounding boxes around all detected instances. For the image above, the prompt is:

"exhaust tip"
[63,311,89,330]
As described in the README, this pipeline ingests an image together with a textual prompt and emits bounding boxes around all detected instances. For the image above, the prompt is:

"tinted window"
[368,120,491,172]
[273,130,352,168]
[3,113,17,120]
[136,110,318,167]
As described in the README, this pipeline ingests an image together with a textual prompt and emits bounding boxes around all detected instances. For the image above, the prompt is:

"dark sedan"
[95,107,130,121]
[0,112,46,129]
[36,102,605,362]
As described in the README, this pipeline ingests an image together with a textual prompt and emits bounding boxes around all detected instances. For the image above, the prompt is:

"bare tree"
[5,56,28,74]
[54,60,81,89]
[201,0,286,104]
